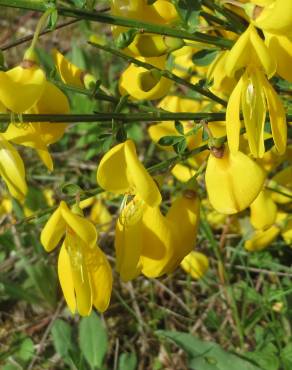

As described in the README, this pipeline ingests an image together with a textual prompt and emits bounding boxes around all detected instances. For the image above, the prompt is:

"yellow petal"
[60,201,97,248]
[250,190,277,229]
[225,24,276,78]
[261,76,287,155]
[205,147,266,214]
[52,49,84,88]
[58,244,76,314]
[119,56,172,100]
[140,205,176,278]
[124,140,161,207]
[167,190,200,264]
[180,251,209,279]
[241,69,266,158]
[271,166,292,204]
[0,134,27,200]
[97,140,161,207]
[253,0,292,35]
[0,65,46,113]
[40,205,66,252]
[265,33,292,83]
[171,164,196,182]
[115,199,144,282]
[90,247,113,312]
[90,200,112,231]
[65,235,92,316]
[226,77,243,154]
[245,226,280,251]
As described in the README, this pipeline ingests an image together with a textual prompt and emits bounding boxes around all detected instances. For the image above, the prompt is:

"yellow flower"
[205,145,265,214]
[40,201,112,316]
[115,190,200,281]
[3,81,69,171]
[119,56,172,100]
[226,66,287,158]
[0,134,27,200]
[225,24,276,78]
[180,251,209,279]
[0,195,13,215]
[0,60,46,113]
[269,166,292,204]
[251,0,292,35]
[52,49,96,89]
[97,139,161,207]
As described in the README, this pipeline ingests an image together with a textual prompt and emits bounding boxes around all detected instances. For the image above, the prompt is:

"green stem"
[0,112,225,123]
[30,9,53,50]
[89,41,227,106]
[0,1,233,49]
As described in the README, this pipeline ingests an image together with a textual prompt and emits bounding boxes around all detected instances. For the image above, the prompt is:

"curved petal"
[0,65,46,113]
[40,205,66,252]
[115,198,144,281]
[226,77,243,154]
[58,243,76,314]
[0,134,27,200]
[241,69,266,158]
[90,246,113,312]
[205,147,266,214]
[140,206,176,278]
[96,141,129,193]
[250,190,277,229]
[167,191,200,264]
[52,49,83,88]
[261,77,287,155]
[180,251,209,279]
[60,201,97,248]
[124,140,161,207]
[245,226,280,251]
[65,234,92,316]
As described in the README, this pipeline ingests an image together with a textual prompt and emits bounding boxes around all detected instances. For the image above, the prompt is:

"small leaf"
[118,352,137,370]
[116,127,128,143]
[61,183,84,196]
[47,9,58,30]
[79,311,108,369]
[173,138,187,154]
[51,319,74,359]
[158,135,183,146]
[192,49,218,67]
[175,120,185,135]
[17,337,35,362]
[115,29,138,49]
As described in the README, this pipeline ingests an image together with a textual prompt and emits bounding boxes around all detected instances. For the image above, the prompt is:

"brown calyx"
[210,145,225,158]
[183,189,196,199]
[20,60,37,69]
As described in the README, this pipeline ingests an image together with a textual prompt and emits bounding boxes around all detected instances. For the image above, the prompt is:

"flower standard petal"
[0,134,27,200]
[40,205,66,252]
[124,140,161,207]
[58,243,76,314]
[52,49,84,88]
[0,65,46,113]
[97,141,130,194]
[60,201,97,248]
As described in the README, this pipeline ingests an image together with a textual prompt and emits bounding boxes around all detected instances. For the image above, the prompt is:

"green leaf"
[118,352,137,370]
[281,343,292,368]
[47,8,58,30]
[174,0,202,30]
[25,187,47,212]
[17,337,35,362]
[51,319,74,359]
[175,120,184,135]
[116,127,128,143]
[173,138,187,154]
[192,49,218,67]
[157,331,262,370]
[115,29,138,49]
[61,183,84,196]
[158,135,183,146]
[79,311,108,369]
[246,343,279,370]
